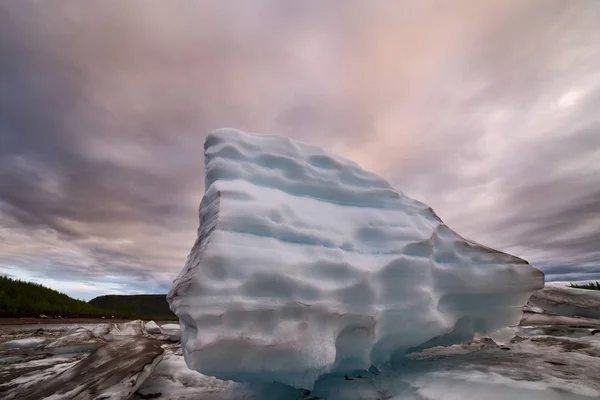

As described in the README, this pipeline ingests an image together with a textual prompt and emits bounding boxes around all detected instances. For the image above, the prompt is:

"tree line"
[569,281,600,291]
[0,275,136,318]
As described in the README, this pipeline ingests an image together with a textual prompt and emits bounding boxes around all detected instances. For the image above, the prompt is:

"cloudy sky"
[1,1,599,300]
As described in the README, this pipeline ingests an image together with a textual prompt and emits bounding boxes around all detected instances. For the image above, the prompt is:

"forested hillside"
[89,294,176,319]
[0,275,124,318]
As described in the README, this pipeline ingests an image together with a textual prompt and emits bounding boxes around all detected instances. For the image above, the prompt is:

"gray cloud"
[0,0,599,298]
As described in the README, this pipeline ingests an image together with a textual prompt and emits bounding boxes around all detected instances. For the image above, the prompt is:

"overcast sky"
[1,1,599,300]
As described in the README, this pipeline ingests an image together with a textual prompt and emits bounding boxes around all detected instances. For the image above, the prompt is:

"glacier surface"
[167,128,544,389]
[528,286,600,319]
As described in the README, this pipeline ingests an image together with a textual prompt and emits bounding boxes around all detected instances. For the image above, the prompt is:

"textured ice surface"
[1,338,46,349]
[168,128,544,389]
[134,331,600,400]
[7,338,164,400]
[103,320,148,342]
[160,323,181,342]
[108,320,146,336]
[45,327,106,354]
[145,321,161,334]
[528,286,600,319]
[520,312,600,328]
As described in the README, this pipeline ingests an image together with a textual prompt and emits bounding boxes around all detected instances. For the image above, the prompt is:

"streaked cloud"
[1,0,599,298]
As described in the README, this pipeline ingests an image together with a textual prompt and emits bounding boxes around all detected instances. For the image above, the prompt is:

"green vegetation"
[569,281,600,291]
[0,275,126,318]
[89,294,177,321]
[0,275,177,320]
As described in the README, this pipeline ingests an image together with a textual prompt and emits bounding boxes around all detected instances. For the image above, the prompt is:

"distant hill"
[89,294,176,320]
[0,275,121,318]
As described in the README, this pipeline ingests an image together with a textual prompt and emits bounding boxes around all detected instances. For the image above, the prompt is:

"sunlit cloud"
[1,0,599,299]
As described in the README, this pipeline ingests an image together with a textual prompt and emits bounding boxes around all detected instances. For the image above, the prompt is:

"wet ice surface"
[528,286,600,319]
[9,338,165,400]
[2,337,47,349]
[159,323,181,342]
[0,321,171,399]
[132,328,600,400]
[2,295,600,400]
[0,323,107,332]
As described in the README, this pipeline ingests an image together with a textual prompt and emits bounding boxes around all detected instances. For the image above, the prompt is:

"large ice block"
[168,128,544,389]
